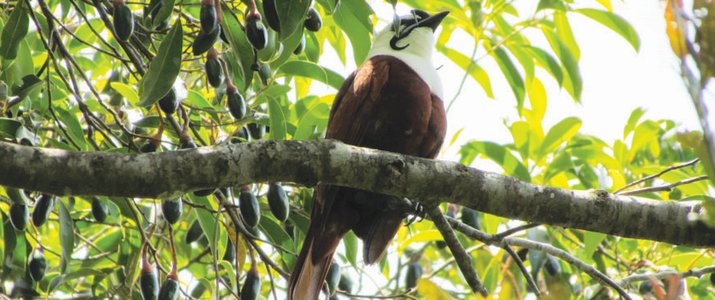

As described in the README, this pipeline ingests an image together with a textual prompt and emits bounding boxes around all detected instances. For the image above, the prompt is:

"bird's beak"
[418,11,449,32]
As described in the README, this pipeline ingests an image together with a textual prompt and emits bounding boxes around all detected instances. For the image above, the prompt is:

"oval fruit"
[32,194,54,227]
[140,266,159,300]
[461,207,480,229]
[28,247,47,282]
[9,203,29,231]
[91,197,108,223]
[304,8,322,32]
[293,36,305,55]
[240,266,261,300]
[246,14,268,50]
[161,198,182,225]
[230,126,250,144]
[223,239,235,262]
[205,48,224,88]
[338,274,353,293]
[158,277,180,300]
[544,255,561,276]
[262,0,280,32]
[247,123,265,140]
[158,88,179,115]
[226,85,247,120]
[257,63,271,85]
[113,0,134,41]
[192,26,221,56]
[267,183,288,222]
[140,141,158,153]
[199,0,217,34]
[405,263,422,289]
[239,190,260,228]
[185,220,204,243]
[326,262,340,295]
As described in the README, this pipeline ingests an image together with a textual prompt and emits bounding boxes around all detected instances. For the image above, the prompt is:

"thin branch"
[502,245,540,296]
[618,265,715,285]
[618,175,709,196]
[426,206,488,296]
[614,159,700,194]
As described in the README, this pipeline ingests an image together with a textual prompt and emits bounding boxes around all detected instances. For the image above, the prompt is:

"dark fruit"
[32,194,54,227]
[239,190,260,228]
[517,248,529,261]
[140,141,158,153]
[199,0,218,34]
[230,127,250,144]
[113,0,134,41]
[193,189,216,196]
[246,15,268,50]
[223,239,235,262]
[461,207,480,229]
[338,274,353,293]
[185,220,204,243]
[205,48,224,88]
[326,262,340,295]
[544,255,561,276]
[91,197,108,223]
[158,277,180,300]
[9,203,29,231]
[240,266,261,300]
[140,265,159,300]
[226,85,247,120]
[247,123,265,140]
[435,240,446,249]
[304,8,322,32]
[192,25,221,56]
[179,132,197,149]
[262,0,280,32]
[711,272,715,286]
[158,88,179,115]
[405,262,422,289]
[27,247,47,282]
[293,36,305,55]
[267,183,288,222]
[161,198,182,225]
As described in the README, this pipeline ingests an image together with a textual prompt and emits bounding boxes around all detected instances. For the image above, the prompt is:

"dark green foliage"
[91,197,108,223]
[193,188,216,196]
[239,190,260,228]
[140,142,158,153]
[9,203,28,231]
[294,36,305,54]
[304,8,322,32]
[27,248,47,282]
[240,266,261,300]
[113,1,134,41]
[405,263,422,289]
[258,63,271,85]
[267,183,288,222]
[32,194,54,227]
[185,220,204,244]
[161,199,182,225]
[222,239,235,262]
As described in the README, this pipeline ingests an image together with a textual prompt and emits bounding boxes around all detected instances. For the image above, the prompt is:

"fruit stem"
[218,56,234,88]
[168,226,178,278]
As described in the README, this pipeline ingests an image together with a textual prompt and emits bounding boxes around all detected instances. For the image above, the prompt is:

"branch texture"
[0,140,713,247]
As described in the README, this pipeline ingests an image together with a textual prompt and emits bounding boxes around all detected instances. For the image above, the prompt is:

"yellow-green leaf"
[575,9,640,52]
[138,20,183,107]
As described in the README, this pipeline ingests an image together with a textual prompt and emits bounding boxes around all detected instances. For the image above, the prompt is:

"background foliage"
[0,0,714,298]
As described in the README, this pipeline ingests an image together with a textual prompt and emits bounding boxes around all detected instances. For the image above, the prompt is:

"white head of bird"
[367,10,449,98]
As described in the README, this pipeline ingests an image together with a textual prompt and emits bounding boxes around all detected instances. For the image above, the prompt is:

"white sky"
[316,1,702,164]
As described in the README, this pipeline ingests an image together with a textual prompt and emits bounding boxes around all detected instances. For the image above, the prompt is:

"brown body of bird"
[288,10,449,300]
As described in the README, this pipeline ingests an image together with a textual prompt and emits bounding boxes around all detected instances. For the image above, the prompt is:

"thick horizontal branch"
[0,140,713,247]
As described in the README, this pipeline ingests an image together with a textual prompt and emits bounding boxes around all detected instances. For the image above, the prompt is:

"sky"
[316,1,702,166]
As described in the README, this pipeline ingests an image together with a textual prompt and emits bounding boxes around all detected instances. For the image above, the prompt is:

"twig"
[614,159,700,194]
[618,265,715,285]
[503,245,540,296]
[618,175,709,196]
[426,206,488,297]
[492,223,540,240]
[446,217,632,299]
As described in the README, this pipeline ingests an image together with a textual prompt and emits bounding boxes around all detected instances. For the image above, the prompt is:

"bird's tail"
[287,235,338,300]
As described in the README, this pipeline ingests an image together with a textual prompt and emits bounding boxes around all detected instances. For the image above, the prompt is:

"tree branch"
[0,140,713,247]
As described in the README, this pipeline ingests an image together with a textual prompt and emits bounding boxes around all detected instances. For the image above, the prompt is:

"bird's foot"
[405,200,426,226]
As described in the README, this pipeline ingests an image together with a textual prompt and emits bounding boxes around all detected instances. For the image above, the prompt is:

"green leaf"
[491,47,525,108]
[460,141,531,181]
[55,107,89,149]
[132,116,161,128]
[276,0,311,40]
[575,9,639,51]
[294,103,330,140]
[539,117,582,157]
[137,20,183,107]
[582,231,606,260]
[0,0,29,60]
[58,199,75,274]
[190,195,225,261]
[554,11,580,61]
[623,107,646,138]
[271,24,304,68]
[278,61,344,90]
[267,96,287,140]
[110,82,139,106]
[11,74,42,101]
[333,0,373,65]
[437,45,494,98]
[0,118,22,139]
[343,231,358,269]
[542,28,582,101]
[152,0,175,29]
[522,46,563,86]
[221,6,255,91]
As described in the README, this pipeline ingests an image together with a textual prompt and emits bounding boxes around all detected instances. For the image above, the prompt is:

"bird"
[287,10,449,300]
